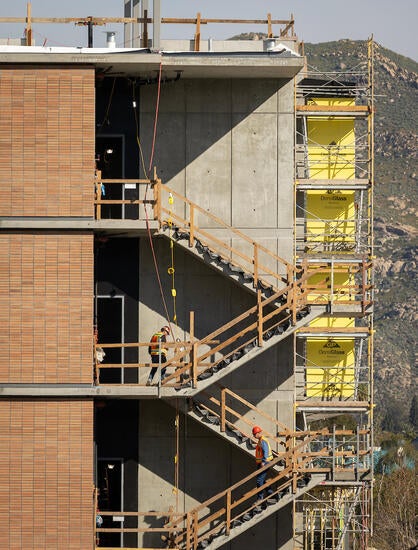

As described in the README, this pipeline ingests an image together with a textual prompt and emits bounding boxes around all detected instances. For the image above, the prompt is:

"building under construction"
[0,3,375,549]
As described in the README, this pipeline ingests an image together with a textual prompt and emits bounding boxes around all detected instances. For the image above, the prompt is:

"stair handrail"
[95,266,371,385]
[94,270,324,385]
[161,284,296,387]
[94,171,157,220]
[169,433,323,549]
[154,179,295,291]
[196,385,290,446]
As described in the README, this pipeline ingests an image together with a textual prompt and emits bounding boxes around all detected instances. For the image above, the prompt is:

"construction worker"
[147,325,170,385]
[252,425,275,505]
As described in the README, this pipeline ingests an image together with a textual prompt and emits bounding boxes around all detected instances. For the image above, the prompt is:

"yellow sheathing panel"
[309,316,355,329]
[305,190,356,251]
[307,99,355,181]
[306,338,355,398]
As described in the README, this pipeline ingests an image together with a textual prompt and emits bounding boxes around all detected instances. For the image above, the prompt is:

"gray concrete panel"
[140,79,186,113]
[185,113,232,225]
[278,112,295,229]
[231,79,278,114]
[185,79,231,113]
[278,79,296,114]
[232,113,278,228]
[139,112,186,188]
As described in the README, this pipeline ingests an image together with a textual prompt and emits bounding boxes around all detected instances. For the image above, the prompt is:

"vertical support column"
[153,0,161,49]
[267,13,272,38]
[124,0,132,47]
[123,0,145,47]
[142,9,149,48]
[194,13,201,52]
[26,2,32,46]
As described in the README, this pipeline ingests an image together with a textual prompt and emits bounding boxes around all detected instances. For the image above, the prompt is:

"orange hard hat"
[252,426,262,436]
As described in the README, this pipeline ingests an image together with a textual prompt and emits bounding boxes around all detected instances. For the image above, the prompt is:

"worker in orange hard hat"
[147,325,171,385]
[252,426,275,506]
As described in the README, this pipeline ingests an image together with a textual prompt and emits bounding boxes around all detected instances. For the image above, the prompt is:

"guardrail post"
[95,170,102,220]
[189,204,195,247]
[356,425,360,481]
[292,278,298,326]
[226,489,231,535]
[253,242,259,288]
[93,486,98,548]
[257,289,263,347]
[291,436,298,493]
[220,388,226,432]
[329,258,334,313]
[154,177,161,223]
[361,257,367,314]
[192,510,199,550]
[186,512,191,550]
[192,342,198,389]
[331,424,336,482]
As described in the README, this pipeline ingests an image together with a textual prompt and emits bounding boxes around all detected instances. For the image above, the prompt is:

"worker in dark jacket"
[147,325,170,385]
[253,425,274,504]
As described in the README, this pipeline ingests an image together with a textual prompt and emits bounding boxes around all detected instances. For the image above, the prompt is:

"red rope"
[148,63,163,174]
[141,63,174,338]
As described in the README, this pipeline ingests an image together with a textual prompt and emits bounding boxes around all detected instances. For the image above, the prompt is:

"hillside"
[231,35,418,433]
[304,40,417,433]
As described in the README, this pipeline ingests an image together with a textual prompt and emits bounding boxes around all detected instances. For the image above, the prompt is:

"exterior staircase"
[161,304,324,396]
[154,181,295,301]
[164,438,327,550]
[188,475,325,550]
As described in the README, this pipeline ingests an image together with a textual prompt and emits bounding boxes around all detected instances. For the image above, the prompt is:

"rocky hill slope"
[304,41,417,432]
[231,35,417,432]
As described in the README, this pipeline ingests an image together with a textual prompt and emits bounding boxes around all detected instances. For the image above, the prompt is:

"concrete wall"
[134,76,296,549]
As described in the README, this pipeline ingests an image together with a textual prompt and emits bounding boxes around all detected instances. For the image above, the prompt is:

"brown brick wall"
[0,399,94,550]
[0,233,93,383]
[0,66,95,217]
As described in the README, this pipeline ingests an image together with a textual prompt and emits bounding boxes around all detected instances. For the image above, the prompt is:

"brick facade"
[0,66,95,218]
[0,233,94,383]
[0,399,94,550]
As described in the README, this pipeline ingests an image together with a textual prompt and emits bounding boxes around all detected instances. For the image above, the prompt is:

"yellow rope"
[167,193,178,327]
[167,192,180,504]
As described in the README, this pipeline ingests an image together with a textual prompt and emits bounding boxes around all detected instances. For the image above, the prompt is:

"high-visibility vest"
[149,332,168,356]
[255,436,273,464]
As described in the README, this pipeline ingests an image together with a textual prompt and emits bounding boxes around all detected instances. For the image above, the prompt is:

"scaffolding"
[293,39,375,549]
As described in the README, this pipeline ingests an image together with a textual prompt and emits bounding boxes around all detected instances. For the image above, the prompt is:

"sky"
[1,0,417,61]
